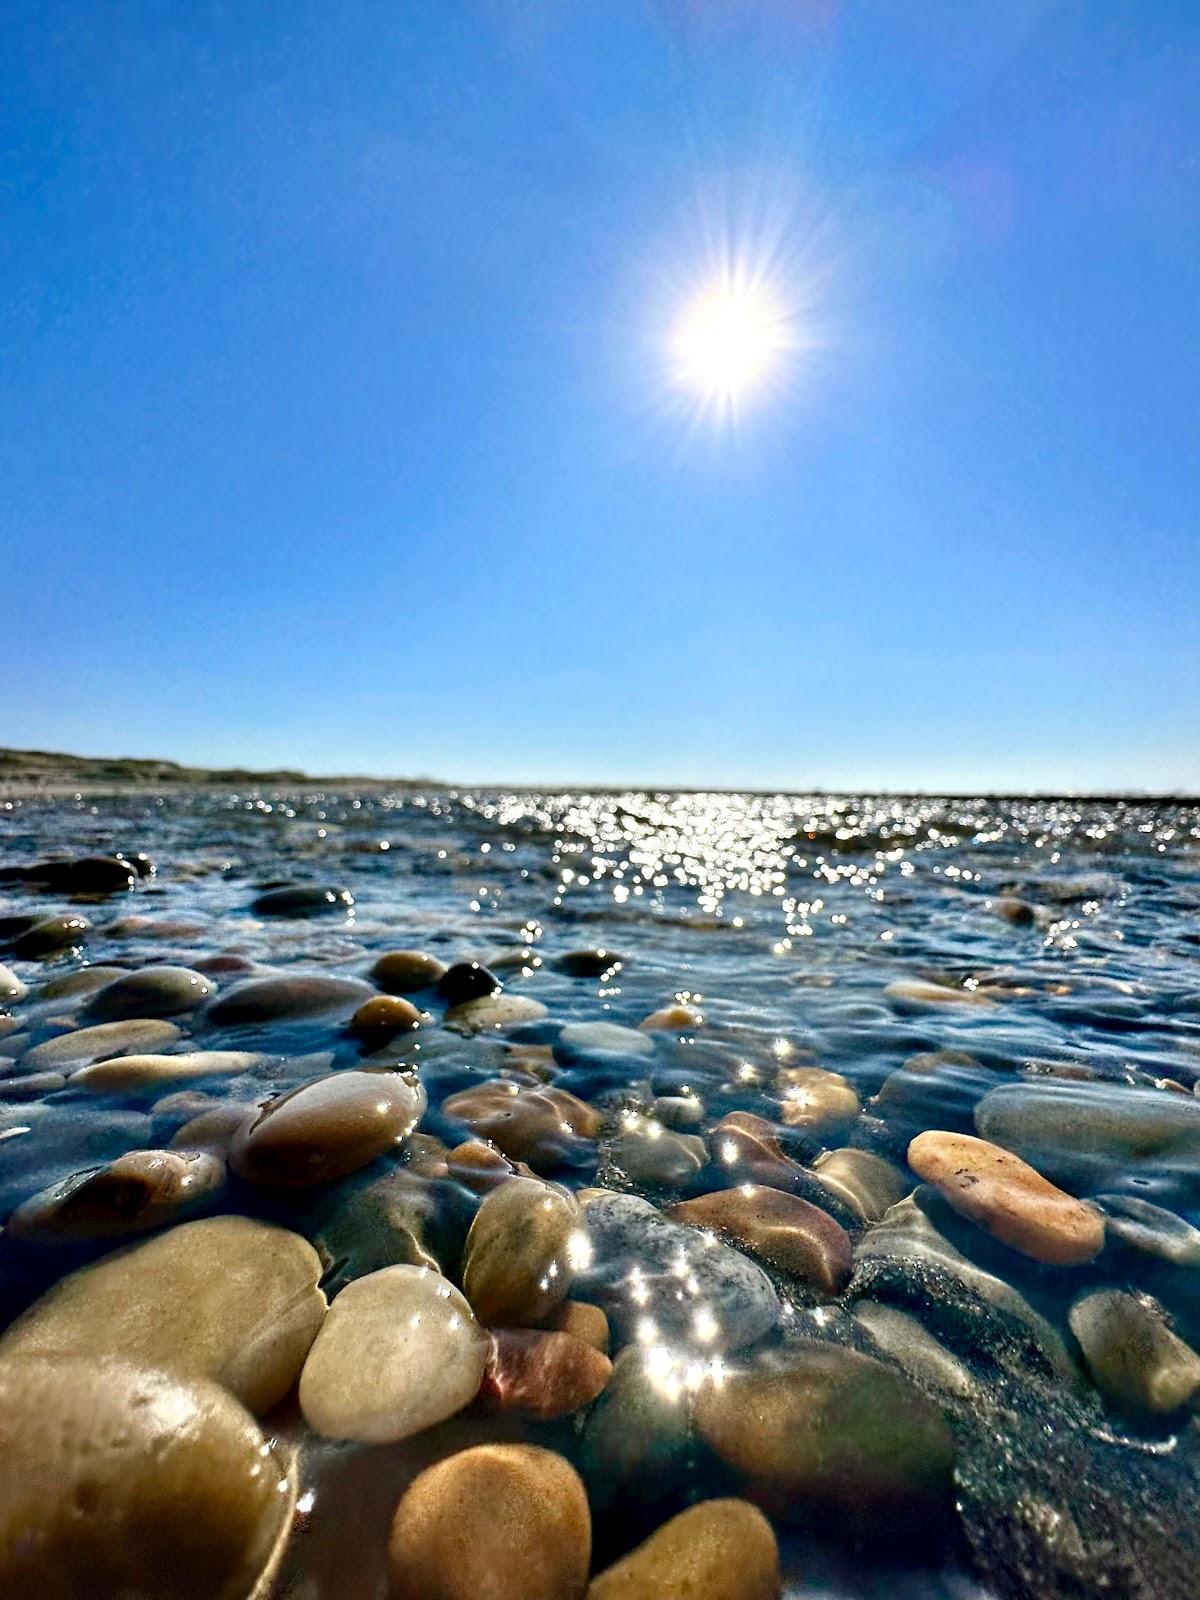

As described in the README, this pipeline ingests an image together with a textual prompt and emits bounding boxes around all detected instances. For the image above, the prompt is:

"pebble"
[463,1175,588,1326]
[231,1068,426,1187]
[810,1147,911,1222]
[578,1345,693,1525]
[437,960,501,1006]
[586,1499,780,1600]
[0,1356,294,1600]
[1093,1193,1200,1267]
[54,855,138,894]
[775,1065,859,1133]
[908,1129,1105,1265]
[610,1116,708,1185]
[9,914,90,959]
[481,1327,613,1419]
[1069,1289,1200,1419]
[34,964,128,1001]
[251,883,354,916]
[445,1138,534,1192]
[874,1050,995,1136]
[543,1299,610,1353]
[312,1167,476,1291]
[442,1080,601,1170]
[558,949,624,977]
[372,948,447,991]
[993,895,1037,927]
[0,1214,326,1413]
[22,1017,183,1070]
[171,1101,257,1155]
[387,1444,591,1600]
[578,1190,780,1352]
[83,965,215,1020]
[350,994,424,1040]
[0,1068,67,1100]
[669,1185,853,1294]
[206,973,374,1026]
[883,978,996,1012]
[975,1080,1200,1194]
[653,1092,705,1129]
[298,1263,488,1441]
[445,992,550,1034]
[851,1300,976,1398]
[5,1147,226,1244]
[640,1003,703,1032]
[694,1344,955,1538]
[0,963,27,1003]
[71,1049,261,1094]
[554,1020,655,1069]
[709,1111,806,1191]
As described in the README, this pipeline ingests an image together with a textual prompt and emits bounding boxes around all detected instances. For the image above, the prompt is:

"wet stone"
[444,991,550,1034]
[299,1264,488,1442]
[22,1018,184,1070]
[708,1111,807,1191]
[852,1300,976,1398]
[554,1020,655,1070]
[34,965,129,1002]
[0,1068,67,1100]
[387,1443,591,1600]
[543,1298,610,1353]
[206,973,374,1026]
[578,1190,780,1353]
[0,1356,294,1600]
[5,1147,226,1244]
[586,1499,780,1600]
[83,965,215,1020]
[0,1215,326,1413]
[1069,1289,1200,1421]
[437,960,501,1006]
[349,993,424,1041]
[668,1184,853,1294]
[775,1065,859,1133]
[810,1147,911,1222]
[874,1050,995,1138]
[463,1175,587,1326]
[884,977,997,1012]
[640,1002,704,1032]
[1094,1193,1200,1268]
[557,948,624,977]
[311,1166,476,1291]
[908,1129,1105,1265]
[694,1343,956,1543]
[371,948,447,992]
[441,1080,601,1171]
[8,914,90,959]
[480,1327,613,1419]
[609,1116,708,1186]
[251,883,354,916]
[171,1101,257,1156]
[0,964,27,1003]
[653,1092,705,1129]
[72,1050,263,1095]
[579,1345,696,1530]
[230,1068,426,1188]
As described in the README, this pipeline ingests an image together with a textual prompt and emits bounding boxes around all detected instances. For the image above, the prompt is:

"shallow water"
[2,787,1200,1599]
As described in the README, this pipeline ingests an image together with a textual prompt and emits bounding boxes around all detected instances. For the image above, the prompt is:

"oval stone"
[809,1147,911,1222]
[1069,1289,1200,1419]
[909,1129,1104,1265]
[0,963,27,1003]
[694,1344,955,1539]
[776,1065,860,1133]
[372,949,447,992]
[586,1499,780,1600]
[84,965,215,1021]
[230,1069,426,1188]
[72,1050,262,1095]
[463,1175,588,1326]
[5,1148,225,1245]
[669,1185,853,1294]
[206,974,374,1026]
[349,994,424,1039]
[0,1214,326,1413]
[251,884,353,916]
[437,960,502,1006]
[299,1264,488,1442]
[444,992,550,1035]
[10,915,91,959]
[611,1118,708,1186]
[22,1018,183,1070]
[387,1443,591,1600]
[442,1080,601,1170]
[0,1356,294,1600]
[481,1328,613,1419]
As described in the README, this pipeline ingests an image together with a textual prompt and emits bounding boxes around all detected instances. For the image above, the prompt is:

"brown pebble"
[230,1069,426,1188]
[710,1112,806,1191]
[587,1499,780,1600]
[387,1443,590,1600]
[6,1148,226,1245]
[543,1299,610,1354]
[908,1129,1104,1265]
[669,1185,853,1294]
[442,1080,601,1170]
[481,1328,612,1419]
[350,995,424,1040]
[372,949,447,993]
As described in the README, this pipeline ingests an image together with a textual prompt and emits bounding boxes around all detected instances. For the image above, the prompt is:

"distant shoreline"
[0,751,1196,806]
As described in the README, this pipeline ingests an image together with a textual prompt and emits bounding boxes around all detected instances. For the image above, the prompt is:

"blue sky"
[3,0,1197,790]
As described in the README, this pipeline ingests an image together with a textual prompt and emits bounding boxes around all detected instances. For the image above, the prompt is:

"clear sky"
[3,1,1198,791]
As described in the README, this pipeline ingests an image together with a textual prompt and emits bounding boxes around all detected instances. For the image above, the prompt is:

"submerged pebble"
[230,1068,426,1187]
[207,973,374,1025]
[83,964,215,1020]
[1068,1289,1200,1420]
[481,1327,612,1418]
[669,1184,853,1294]
[251,883,353,916]
[5,1147,225,1243]
[372,948,447,991]
[463,1175,587,1326]
[22,1017,184,1069]
[586,1499,780,1600]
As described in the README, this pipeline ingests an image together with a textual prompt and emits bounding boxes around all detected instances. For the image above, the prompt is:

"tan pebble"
[71,1050,261,1094]
[543,1299,610,1354]
[350,995,424,1038]
[387,1443,591,1600]
[0,1356,295,1600]
[170,1102,258,1155]
[908,1130,1104,1265]
[775,1066,859,1132]
[372,949,447,992]
[22,1018,183,1070]
[587,1499,780,1600]
[809,1147,910,1221]
[0,1215,326,1413]
[442,1080,600,1169]
[639,1002,703,1032]
[463,1175,587,1326]
[884,979,996,1012]
[6,1148,226,1244]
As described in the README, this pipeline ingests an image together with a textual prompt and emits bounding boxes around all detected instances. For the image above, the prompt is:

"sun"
[671,274,790,405]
